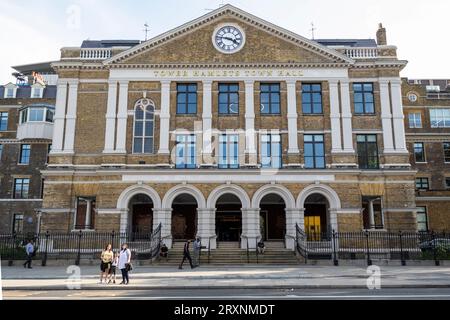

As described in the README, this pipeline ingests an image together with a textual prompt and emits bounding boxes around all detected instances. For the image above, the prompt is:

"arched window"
[133,99,155,154]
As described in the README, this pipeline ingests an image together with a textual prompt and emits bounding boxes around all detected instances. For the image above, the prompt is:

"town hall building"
[39,5,417,249]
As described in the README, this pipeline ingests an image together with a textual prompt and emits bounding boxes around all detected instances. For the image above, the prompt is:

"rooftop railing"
[80,48,112,60]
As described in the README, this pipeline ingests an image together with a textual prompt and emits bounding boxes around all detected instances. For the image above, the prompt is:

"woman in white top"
[118,243,132,285]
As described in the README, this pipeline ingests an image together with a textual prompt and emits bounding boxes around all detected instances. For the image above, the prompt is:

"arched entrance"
[260,194,286,241]
[129,194,153,239]
[304,193,329,240]
[215,194,242,242]
[171,194,198,241]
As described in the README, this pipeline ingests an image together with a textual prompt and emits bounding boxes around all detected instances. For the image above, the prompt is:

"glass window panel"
[313,104,323,114]
[229,103,239,114]
[355,103,364,114]
[219,94,228,104]
[316,157,325,169]
[134,121,143,136]
[230,85,239,92]
[135,106,144,120]
[29,108,45,121]
[261,93,270,103]
[363,83,373,91]
[188,104,197,114]
[261,135,270,143]
[271,93,280,103]
[354,93,363,103]
[271,103,280,114]
[177,94,186,104]
[188,84,197,92]
[304,135,313,142]
[312,93,322,103]
[302,104,312,114]
[312,84,321,91]
[305,157,314,169]
[178,85,186,92]
[134,138,142,153]
[46,109,54,122]
[145,121,153,137]
[303,84,311,91]
[364,93,374,103]
[219,104,228,114]
[304,144,314,156]
[188,93,197,104]
[302,93,311,103]
[144,138,153,153]
[272,134,281,143]
[316,144,325,156]
[367,135,377,142]
[365,103,375,113]
[353,84,362,91]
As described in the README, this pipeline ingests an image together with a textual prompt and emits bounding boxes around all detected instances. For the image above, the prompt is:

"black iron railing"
[0,223,162,266]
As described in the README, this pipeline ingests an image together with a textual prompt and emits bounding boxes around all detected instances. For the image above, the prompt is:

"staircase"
[157,241,301,266]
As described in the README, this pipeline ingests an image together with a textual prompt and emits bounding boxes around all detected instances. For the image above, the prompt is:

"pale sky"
[0,0,449,84]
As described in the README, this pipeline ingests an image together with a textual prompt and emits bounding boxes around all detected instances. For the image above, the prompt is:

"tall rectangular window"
[19,144,31,164]
[408,112,422,128]
[219,83,239,115]
[176,134,196,169]
[430,109,450,128]
[414,142,426,163]
[261,134,282,169]
[302,83,323,114]
[219,134,239,169]
[353,83,374,114]
[177,84,197,114]
[443,142,450,162]
[75,197,96,230]
[0,112,8,131]
[0,144,3,161]
[357,135,379,169]
[260,83,280,114]
[362,197,384,230]
[6,88,15,98]
[304,134,325,169]
[12,214,24,233]
[416,207,428,232]
[14,178,30,199]
[415,178,429,190]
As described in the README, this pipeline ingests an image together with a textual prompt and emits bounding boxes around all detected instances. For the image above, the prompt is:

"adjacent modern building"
[37,5,418,250]
[0,62,57,233]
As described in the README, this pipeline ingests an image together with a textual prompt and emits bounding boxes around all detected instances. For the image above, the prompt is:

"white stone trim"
[296,183,342,210]
[251,184,296,209]
[339,80,354,153]
[115,81,129,153]
[286,80,299,153]
[206,184,251,209]
[103,81,117,153]
[202,80,213,155]
[244,80,257,154]
[116,184,162,209]
[158,81,171,154]
[63,80,79,153]
[329,80,342,152]
[162,184,206,208]
[51,81,68,153]
[379,80,395,152]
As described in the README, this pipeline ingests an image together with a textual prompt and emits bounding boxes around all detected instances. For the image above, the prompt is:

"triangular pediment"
[105,5,353,66]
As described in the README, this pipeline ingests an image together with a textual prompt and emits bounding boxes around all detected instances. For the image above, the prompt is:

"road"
[4,287,450,300]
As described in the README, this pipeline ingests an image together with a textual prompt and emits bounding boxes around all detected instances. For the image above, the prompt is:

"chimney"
[376,23,387,45]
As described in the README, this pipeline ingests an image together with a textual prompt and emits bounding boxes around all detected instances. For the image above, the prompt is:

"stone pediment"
[105,5,353,67]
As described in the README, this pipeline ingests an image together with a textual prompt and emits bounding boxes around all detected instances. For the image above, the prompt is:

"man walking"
[178,240,195,270]
[23,240,34,269]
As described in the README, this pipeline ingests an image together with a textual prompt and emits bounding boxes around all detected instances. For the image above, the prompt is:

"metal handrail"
[206,235,216,264]
[240,234,250,263]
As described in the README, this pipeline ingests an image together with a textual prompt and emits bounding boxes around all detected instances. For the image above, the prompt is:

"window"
[75,197,96,230]
[353,83,374,114]
[40,179,45,199]
[445,178,450,189]
[12,214,24,233]
[414,143,426,162]
[302,83,323,114]
[133,99,155,154]
[219,134,239,169]
[19,144,31,164]
[0,144,2,161]
[443,143,450,162]
[408,113,422,128]
[20,106,54,123]
[260,83,280,114]
[0,112,8,131]
[430,109,450,128]
[177,84,197,114]
[416,207,428,232]
[5,88,15,99]
[357,135,379,169]
[176,134,196,169]
[31,87,43,98]
[14,178,30,199]
[261,134,282,169]
[219,83,239,115]
[304,134,325,169]
[415,178,429,190]
[362,197,383,230]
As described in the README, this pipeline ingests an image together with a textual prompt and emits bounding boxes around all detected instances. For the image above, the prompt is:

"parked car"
[419,238,450,252]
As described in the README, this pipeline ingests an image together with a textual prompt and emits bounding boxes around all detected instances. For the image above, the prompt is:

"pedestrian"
[108,252,119,284]
[160,243,169,261]
[193,237,202,267]
[119,243,132,285]
[257,239,266,254]
[99,244,113,284]
[178,240,196,270]
[23,239,34,269]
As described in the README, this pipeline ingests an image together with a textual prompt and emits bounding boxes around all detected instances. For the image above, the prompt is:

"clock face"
[213,25,245,53]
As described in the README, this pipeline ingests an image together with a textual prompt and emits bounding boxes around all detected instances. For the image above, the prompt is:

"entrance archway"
[215,194,242,242]
[260,194,286,241]
[129,194,153,239]
[171,194,198,241]
[304,193,329,240]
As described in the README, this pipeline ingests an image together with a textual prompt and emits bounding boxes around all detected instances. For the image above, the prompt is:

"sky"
[0,0,449,84]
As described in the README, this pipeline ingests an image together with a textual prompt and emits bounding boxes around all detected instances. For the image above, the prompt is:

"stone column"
[202,81,213,164]
[379,80,395,153]
[368,200,375,229]
[285,208,303,250]
[63,80,79,153]
[52,80,68,153]
[328,209,339,232]
[115,81,129,153]
[390,80,408,152]
[158,81,171,154]
[196,208,216,249]
[244,81,257,165]
[340,80,355,153]
[104,81,118,153]
[286,80,300,154]
[241,208,260,249]
[153,208,173,248]
[329,80,343,152]
[85,199,92,229]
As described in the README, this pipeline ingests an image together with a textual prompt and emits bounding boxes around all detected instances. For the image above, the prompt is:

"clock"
[213,24,245,54]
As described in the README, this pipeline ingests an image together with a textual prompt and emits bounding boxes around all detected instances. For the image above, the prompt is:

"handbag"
[125,263,133,272]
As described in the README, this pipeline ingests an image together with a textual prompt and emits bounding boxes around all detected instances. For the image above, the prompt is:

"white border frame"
[212,23,246,55]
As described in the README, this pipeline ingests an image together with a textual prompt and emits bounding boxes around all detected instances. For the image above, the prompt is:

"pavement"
[2,264,450,291]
